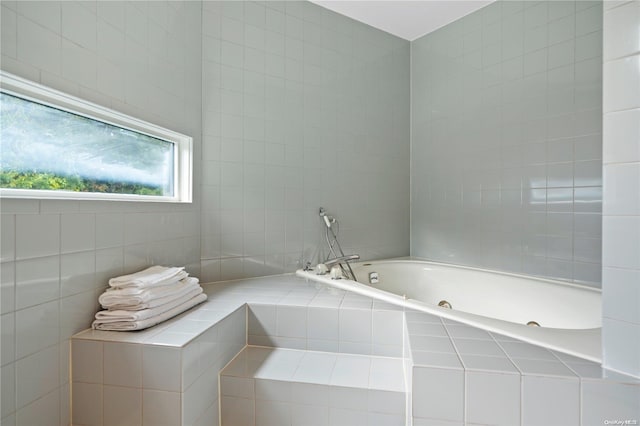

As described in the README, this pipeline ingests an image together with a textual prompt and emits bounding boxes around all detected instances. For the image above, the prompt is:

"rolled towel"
[94,287,204,323]
[109,265,188,289]
[92,293,208,331]
[99,277,200,310]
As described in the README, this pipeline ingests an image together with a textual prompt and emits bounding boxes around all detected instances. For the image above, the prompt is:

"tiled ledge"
[219,346,406,425]
[71,273,640,426]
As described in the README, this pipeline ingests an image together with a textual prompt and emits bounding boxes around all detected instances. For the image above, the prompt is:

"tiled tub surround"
[199,0,411,282]
[411,0,604,286]
[601,0,640,378]
[0,1,203,424]
[72,275,639,426]
[72,305,246,426]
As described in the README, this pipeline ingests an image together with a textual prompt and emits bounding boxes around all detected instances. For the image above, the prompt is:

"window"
[0,72,192,202]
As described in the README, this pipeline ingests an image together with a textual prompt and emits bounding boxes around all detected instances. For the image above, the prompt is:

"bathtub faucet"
[323,254,360,268]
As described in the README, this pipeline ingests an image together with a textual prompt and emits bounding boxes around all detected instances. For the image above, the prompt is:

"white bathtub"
[297,259,602,362]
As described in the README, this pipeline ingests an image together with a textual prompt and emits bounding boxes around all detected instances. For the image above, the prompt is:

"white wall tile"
[466,371,520,425]
[103,342,142,388]
[1,215,15,263]
[142,345,181,392]
[252,398,287,426]
[143,389,181,426]
[17,1,60,34]
[604,1,640,60]
[292,352,336,385]
[329,407,367,426]
[307,307,339,341]
[330,355,370,388]
[61,214,95,253]
[603,163,640,215]
[412,366,464,422]
[183,363,219,425]
[602,216,640,269]
[603,267,640,324]
[411,1,602,284]
[372,310,403,347]
[0,262,15,315]
[291,383,329,406]
[15,215,60,260]
[71,339,103,384]
[103,385,141,426]
[95,213,124,250]
[221,395,254,426]
[15,255,59,310]
[604,55,640,113]
[60,251,95,297]
[582,380,640,425]
[72,381,103,426]
[16,344,59,409]
[339,309,372,344]
[15,300,59,359]
[1,312,15,367]
[16,15,61,77]
[59,292,97,344]
[255,378,292,402]
[291,402,329,426]
[1,362,16,419]
[15,388,59,426]
[602,318,640,377]
[221,376,254,399]
[5,1,203,423]
[603,109,640,164]
[276,305,306,339]
[522,376,579,426]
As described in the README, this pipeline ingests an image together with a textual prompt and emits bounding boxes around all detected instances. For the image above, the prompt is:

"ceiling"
[309,1,494,41]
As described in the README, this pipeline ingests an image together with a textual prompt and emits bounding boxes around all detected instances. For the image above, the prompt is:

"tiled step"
[220,346,406,426]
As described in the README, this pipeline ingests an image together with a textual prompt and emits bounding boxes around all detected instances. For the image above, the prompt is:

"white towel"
[99,277,200,310]
[109,265,188,289]
[92,293,208,331]
[94,287,204,323]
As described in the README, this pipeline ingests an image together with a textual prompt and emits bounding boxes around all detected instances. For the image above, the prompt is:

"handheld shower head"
[319,207,333,229]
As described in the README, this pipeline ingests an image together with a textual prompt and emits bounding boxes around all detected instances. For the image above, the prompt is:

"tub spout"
[323,254,360,268]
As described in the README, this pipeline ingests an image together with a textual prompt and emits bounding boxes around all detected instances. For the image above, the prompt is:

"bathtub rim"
[358,257,602,294]
[296,258,602,363]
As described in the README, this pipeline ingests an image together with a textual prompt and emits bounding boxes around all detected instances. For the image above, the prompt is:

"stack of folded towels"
[92,265,207,331]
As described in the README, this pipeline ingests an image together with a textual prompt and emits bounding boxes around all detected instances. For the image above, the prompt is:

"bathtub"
[296,259,602,362]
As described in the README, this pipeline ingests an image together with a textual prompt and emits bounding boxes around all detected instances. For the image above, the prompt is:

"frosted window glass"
[1,92,174,197]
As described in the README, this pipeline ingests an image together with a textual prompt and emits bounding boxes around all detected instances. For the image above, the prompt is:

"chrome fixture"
[324,254,361,268]
[527,321,540,327]
[319,207,358,281]
[438,300,452,309]
[368,271,379,284]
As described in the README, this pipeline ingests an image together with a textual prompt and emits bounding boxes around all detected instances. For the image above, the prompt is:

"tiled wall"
[72,305,246,426]
[602,0,640,378]
[410,0,603,286]
[248,302,404,357]
[199,1,410,282]
[0,2,202,424]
